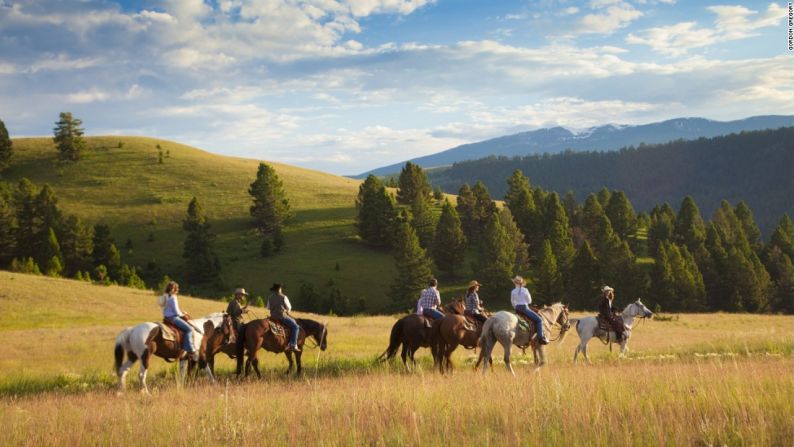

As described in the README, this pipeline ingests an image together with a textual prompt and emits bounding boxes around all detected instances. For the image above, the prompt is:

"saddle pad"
[158,323,177,341]
[516,318,531,332]
[268,319,287,337]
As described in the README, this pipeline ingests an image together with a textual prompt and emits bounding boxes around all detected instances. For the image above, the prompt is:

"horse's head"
[221,312,234,338]
[558,304,571,331]
[318,322,328,351]
[445,299,465,315]
[633,299,654,318]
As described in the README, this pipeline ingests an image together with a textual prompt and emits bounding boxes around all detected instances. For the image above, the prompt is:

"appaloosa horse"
[114,312,224,394]
[572,299,653,363]
[376,299,465,371]
[476,303,570,375]
[236,318,328,378]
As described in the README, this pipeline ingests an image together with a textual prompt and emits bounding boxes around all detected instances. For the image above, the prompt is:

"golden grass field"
[0,272,792,446]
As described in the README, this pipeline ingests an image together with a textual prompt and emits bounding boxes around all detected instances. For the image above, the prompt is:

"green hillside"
[3,136,399,311]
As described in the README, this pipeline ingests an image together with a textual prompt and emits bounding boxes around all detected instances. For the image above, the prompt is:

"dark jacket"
[598,297,618,319]
[267,292,289,319]
[226,299,246,321]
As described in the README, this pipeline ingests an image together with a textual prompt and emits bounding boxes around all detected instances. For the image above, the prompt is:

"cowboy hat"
[234,287,249,296]
[269,283,283,292]
[468,280,481,288]
[512,276,525,285]
[602,285,614,293]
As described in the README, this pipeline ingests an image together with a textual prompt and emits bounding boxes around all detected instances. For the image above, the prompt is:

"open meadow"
[0,272,791,445]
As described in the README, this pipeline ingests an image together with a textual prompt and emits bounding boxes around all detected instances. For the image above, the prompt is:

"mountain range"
[354,115,794,178]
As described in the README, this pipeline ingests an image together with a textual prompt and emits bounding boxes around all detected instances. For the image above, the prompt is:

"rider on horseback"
[417,278,443,321]
[161,281,197,354]
[267,283,301,352]
[225,287,249,344]
[510,276,548,345]
[598,285,625,342]
[464,280,487,325]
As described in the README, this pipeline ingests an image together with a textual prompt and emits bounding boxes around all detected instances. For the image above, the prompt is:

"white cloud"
[627,3,784,56]
[65,88,110,104]
[579,2,642,35]
[560,7,579,16]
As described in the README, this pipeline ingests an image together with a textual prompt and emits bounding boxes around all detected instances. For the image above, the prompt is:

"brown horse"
[376,299,465,371]
[432,310,490,374]
[199,312,237,375]
[236,317,328,378]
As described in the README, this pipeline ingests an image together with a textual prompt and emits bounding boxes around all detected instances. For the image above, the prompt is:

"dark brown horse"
[236,318,328,378]
[199,312,236,375]
[432,310,490,374]
[376,299,465,371]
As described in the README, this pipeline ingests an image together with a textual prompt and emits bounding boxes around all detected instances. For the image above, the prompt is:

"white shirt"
[510,286,532,308]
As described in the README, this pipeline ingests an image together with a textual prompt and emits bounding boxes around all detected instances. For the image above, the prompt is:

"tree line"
[357,162,794,314]
[426,127,794,235]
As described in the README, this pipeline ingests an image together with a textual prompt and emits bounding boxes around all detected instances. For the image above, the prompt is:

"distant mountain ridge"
[354,115,794,178]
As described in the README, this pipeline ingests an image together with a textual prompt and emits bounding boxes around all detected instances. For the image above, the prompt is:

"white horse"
[572,299,654,363]
[476,303,570,375]
[114,312,224,394]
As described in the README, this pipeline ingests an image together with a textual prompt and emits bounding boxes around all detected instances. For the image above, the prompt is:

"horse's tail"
[377,318,403,362]
[114,327,131,372]
[475,319,495,368]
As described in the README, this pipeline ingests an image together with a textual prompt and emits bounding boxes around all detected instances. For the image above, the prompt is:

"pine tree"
[14,179,39,261]
[396,162,432,205]
[535,240,563,303]
[674,196,706,254]
[768,214,794,261]
[580,194,605,241]
[43,228,63,277]
[504,170,538,243]
[605,190,637,240]
[471,181,498,241]
[0,119,12,172]
[59,215,93,277]
[735,201,762,253]
[92,224,114,269]
[596,187,611,208]
[764,247,794,313]
[649,243,675,311]
[52,112,86,161]
[0,194,16,267]
[433,200,467,278]
[544,192,575,268]
[355,175,397,247]
[410,193,436,249]
[249,163,291,253]
[389,212,433,310]
[498,208,529,276]
[455,183,477,241]
[183,197,221,285]
[474,213,515,300]
[567,240,600,310]
[648,203,675,255]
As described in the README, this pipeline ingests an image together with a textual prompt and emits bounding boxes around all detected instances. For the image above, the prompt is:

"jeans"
[169,316,196,352]
[422,308,444,320]
[514,304,545,340]
[280,316,300,347]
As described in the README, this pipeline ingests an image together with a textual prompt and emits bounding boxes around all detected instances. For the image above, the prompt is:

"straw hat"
[468,280,481,288]
[234,287,249,296]
[512,276,525,285]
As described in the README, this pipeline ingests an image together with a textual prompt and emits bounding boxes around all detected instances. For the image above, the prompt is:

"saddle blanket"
[158,323,177,342]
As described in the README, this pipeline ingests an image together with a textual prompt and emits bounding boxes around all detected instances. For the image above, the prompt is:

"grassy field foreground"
[0,273,792,445]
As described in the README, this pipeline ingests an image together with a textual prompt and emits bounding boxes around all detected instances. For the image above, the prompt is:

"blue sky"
[0,0,790,175]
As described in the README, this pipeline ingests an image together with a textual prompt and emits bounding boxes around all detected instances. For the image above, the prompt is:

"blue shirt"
[163,294,184,319]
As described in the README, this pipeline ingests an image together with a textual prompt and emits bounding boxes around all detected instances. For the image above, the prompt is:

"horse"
[431,310,490,374]
[199,312,237,375]
[572,299,654,363]
[236,317,328,378]
[475,303,570,375]
[376,299,465,371]
[114,312,224,394]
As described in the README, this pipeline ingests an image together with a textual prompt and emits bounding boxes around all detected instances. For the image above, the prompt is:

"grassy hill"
[3,136,402,311]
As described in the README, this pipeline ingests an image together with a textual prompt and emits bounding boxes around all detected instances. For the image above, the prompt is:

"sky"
[0,0,790,175]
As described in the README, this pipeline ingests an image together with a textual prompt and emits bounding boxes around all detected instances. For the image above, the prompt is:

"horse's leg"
[295,350,303,377]
[500,339,514,376]
[117,351,137,393]
[139,347,151,395]
[178,359,187,386]
[285,351,294,375]
[444,342,458,374]
[400,344,410,372]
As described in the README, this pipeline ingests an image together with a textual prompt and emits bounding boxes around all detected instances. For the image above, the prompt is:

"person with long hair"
[161,281,196,354]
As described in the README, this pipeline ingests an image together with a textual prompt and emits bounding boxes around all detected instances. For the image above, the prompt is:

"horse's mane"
[296,318,324,333]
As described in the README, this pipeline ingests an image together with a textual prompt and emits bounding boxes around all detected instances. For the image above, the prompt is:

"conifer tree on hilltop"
[605,190,638,241]
[396,161,432,205]
[410,193,436,250]
[390,212,433,310]
[0,119,12,172]
[433,200,466,278]
[53,112,86,161]
[249,162,292,256]
[535,240,563,303]
[183,197,221,285]
[355,175,397,247]
[567,240,600,310]
[455,183,477,242]
[0,194,16,267]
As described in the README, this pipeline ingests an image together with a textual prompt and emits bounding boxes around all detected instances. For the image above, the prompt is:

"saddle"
[267,318,289,338]
[597,314,625,333]
[462,315,480,332]
[160,319,182,345]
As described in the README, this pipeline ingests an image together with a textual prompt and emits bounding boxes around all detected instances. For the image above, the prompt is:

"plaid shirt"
[417,287,441,311]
